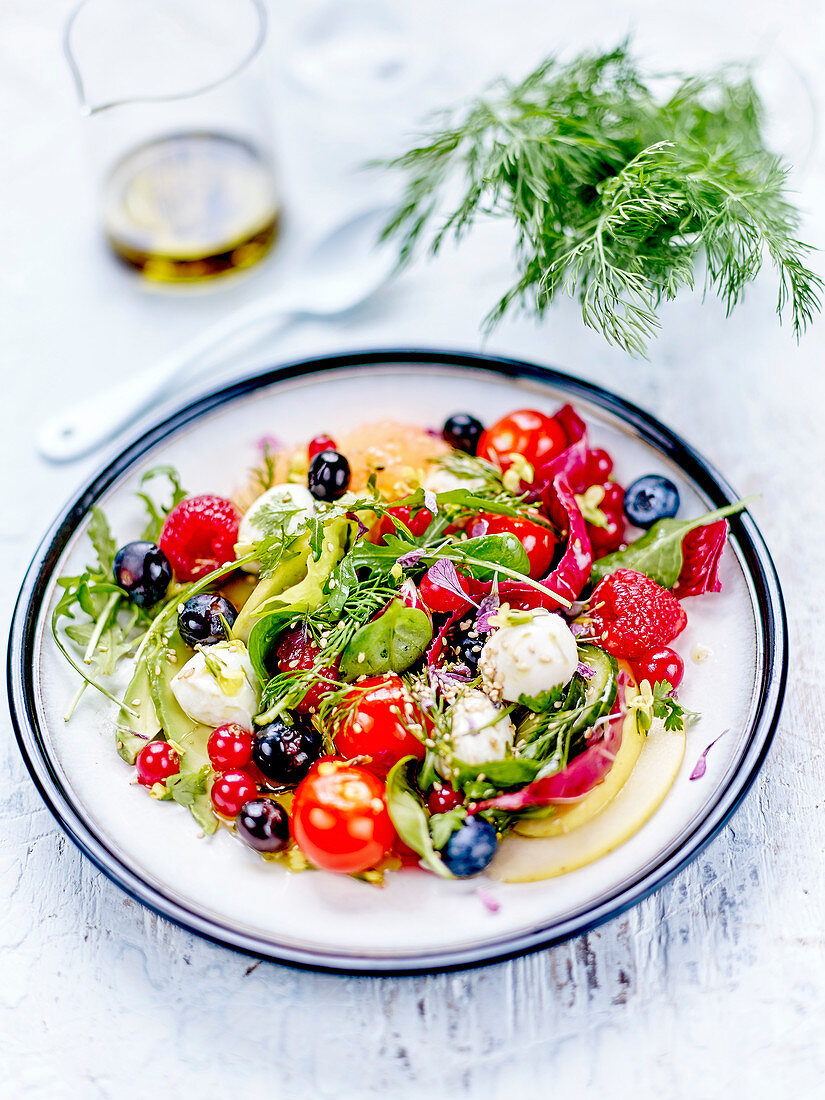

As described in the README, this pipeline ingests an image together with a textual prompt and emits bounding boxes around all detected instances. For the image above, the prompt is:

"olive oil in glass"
[102,132,280,282]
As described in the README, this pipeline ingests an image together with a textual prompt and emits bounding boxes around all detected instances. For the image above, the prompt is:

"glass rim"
[63,0,268,117]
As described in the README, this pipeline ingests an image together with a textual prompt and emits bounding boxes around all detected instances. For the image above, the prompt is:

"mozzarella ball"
[436,689,515,777]
[424,467,487,495]
[478,610,578,703]
[171,641,259,729]
[235,483,316,573]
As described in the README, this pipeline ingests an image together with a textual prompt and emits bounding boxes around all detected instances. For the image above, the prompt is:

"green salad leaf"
[339,599,432,681]
[385,757,453,878]
[590,501,749,588]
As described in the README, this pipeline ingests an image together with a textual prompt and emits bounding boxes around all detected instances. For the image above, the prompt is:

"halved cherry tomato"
[477,409,568,474]
[335,674,425,774]
[467,513,556,578]
[291,759,396,874]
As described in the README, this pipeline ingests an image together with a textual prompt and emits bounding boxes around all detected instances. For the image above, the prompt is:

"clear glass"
[65,0,280,282]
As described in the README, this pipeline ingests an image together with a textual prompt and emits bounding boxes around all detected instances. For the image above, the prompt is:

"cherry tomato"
[477,409,567,473]
[136,741,179,787]
[467,513,556,578]
[210,770,258,817]
[375,504,434,542]
[276,628,339,712]
[632,646,684,690]
[308,434,336,461]
[291,759,396,874]
[335,674,425,774]
[428,784,463,815]
[419,564,472,613]
[207,723,253,772]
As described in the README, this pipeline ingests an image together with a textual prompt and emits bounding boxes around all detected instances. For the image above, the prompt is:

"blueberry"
[253,717,323,786]
[113,541,172,606]
[237,798,290,853]
[442,816,498,878]
[177,593,237,648]
[308,449,351,502]
[442,413,484,455]
[623,475,680,528]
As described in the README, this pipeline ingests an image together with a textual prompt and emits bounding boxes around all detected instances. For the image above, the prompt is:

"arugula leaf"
[87,507,117,575]
[590,501,748,588]
[516,684,567,712]
[385,757,453,878]
[137,466,187,543]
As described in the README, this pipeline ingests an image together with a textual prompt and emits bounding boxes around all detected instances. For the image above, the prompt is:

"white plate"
[8,350,786,973]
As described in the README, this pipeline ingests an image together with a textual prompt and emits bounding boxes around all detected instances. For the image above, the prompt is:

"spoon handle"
[37,297,291,462]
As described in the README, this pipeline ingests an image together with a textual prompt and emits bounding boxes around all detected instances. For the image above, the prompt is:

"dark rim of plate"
[7,349,787,976]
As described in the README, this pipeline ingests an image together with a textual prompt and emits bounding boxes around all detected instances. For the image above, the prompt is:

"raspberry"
[589,568,687,658]
[159,495,241,582]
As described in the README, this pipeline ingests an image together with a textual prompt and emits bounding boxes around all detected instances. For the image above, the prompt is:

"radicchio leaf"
[345,511,369,540]
[675,520,729,598]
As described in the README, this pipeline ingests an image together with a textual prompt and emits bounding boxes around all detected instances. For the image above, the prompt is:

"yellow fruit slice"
[488,717,686,883]
[514,706,646,837]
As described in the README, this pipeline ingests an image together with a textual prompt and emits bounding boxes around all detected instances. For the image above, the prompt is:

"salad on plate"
[52,402,745,884]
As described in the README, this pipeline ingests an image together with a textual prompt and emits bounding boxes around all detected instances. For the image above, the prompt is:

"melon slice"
[489,717,685,883]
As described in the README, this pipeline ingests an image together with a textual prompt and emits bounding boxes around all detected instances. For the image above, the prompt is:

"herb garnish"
[379,44,822,355]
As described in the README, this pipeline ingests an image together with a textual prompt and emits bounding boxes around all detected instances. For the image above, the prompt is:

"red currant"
[599,482,625,515]
[207,724,253,772]
[308,434,336,461]
[585,448,613,483]
[588,513,625,556]
[632,646,685,690]
[136,741,180,787]
[428,784,463,815]
[211,770,258,817]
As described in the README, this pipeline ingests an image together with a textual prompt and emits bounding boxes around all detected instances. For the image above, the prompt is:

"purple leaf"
[426,559,477,606]
[397,548,427,568]
[475,591,500,633]
[472,517,489,537]
[576,661,594,680]
[345,512,368,540]
[429,665,472,693]
[689,729,729,780]
[423,489,438,514]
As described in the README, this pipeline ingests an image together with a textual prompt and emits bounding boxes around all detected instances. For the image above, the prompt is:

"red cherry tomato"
[276,628,340,712]
[428,784,463,815]
[632,647,684,690]
[376,504,434,542]
[335,674,425,774]
[468,513,556,578]
[207,724,253,772]
[477,409,568,473]
[291,759,396,874]
[308,434,336,461]
[419,564,472,613]
[136,741,180,786]
[211,770,258,817]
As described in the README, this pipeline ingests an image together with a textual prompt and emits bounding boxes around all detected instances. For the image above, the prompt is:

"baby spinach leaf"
[429,807,467,849]
[451,533,530,581]
[339,600,432,681]
[590,501,748,588]
[385,757,453,878]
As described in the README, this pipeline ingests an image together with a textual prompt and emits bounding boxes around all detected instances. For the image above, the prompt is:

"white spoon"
[37,206,396,462]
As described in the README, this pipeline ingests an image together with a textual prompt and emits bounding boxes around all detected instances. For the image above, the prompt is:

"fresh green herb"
[590,500,749,587]
[627,678,696,733]
[137,466,187,543]
[378,44,822,355]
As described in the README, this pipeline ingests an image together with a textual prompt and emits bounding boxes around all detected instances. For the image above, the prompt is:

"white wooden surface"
[2,1,824,1096]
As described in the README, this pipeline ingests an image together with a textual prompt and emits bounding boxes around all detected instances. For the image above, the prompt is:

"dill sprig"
[378,43,822,355]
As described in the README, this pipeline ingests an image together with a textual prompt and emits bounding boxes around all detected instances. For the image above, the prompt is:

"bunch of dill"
[378,43,822,355]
